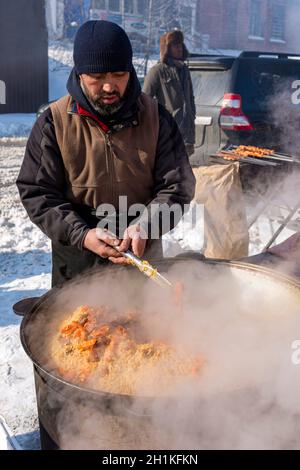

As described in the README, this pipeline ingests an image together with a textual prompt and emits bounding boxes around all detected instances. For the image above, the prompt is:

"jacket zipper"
[96,125,115,204]
[69,111,116,205]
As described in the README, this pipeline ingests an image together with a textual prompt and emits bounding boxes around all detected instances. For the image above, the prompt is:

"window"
[190,70,230,108]
[124,0,134,14]
[91,0,106,8]
[109,0,120,12]
[271,4,285,40]
[249,0,263,38]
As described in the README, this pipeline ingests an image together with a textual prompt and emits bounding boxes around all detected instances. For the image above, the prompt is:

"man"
[16,21,195,286]
[143,30,196,157]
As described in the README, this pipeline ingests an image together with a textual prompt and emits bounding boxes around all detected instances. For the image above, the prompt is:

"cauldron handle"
[13,297,41,317]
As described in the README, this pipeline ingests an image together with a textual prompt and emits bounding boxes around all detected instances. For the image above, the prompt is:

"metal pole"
[144,0,153,76]
[263,201,300,250]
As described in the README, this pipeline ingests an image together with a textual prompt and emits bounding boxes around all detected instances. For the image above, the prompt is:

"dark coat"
[143,60,196,145]
[143,30,196,146]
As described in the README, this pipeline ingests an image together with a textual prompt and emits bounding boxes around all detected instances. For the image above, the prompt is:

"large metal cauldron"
[14,255,300,450]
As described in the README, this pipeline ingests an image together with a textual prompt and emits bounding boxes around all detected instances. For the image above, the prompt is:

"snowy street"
[0,138,50,449]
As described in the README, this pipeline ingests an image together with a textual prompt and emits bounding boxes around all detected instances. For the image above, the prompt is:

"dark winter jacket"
[143,61,196,145]
[143,30,196,145]
[16,67,195,285]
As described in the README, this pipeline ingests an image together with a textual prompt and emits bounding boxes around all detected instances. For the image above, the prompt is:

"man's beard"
[91,93,124,116]
[81,81,124,116]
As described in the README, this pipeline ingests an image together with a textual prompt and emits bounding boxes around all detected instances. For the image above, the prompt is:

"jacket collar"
[68,97,140,133]
[76,102,109,132]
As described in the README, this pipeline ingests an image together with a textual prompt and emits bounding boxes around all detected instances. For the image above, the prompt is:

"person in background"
[143,30,196,157]
[16,21,195,287]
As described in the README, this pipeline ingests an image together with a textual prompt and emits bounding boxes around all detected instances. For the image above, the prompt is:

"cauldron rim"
[18,254,300,400]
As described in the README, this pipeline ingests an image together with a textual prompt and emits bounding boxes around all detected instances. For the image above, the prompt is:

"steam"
[26,259,300,449]
[246,168,300,257]
[265,77,300,156]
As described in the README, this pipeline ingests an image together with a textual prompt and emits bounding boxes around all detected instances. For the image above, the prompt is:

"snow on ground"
[0,115,36,139]
[0,138,51,450]
[0,138,51,317]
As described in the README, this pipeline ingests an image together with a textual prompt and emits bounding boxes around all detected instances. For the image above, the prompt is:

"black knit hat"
[73,20,133,74]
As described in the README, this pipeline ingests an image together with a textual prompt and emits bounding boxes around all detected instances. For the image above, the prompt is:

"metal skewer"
[99,229,173,288]
[217,151,278,166]
[228,145,297,163]
[118,249,173,288]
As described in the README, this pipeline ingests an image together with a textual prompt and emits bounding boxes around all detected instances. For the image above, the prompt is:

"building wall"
[196,0,300,54]
[45,0,198,53]
[0,0,48,113]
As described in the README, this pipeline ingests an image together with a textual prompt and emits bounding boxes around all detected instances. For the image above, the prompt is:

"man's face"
[169,42,184,60]
[80,71,130,114]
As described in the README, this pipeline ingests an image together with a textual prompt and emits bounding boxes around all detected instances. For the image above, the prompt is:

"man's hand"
[83,225,148,266]
[109,224,148,265]
[83,228,122,259]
